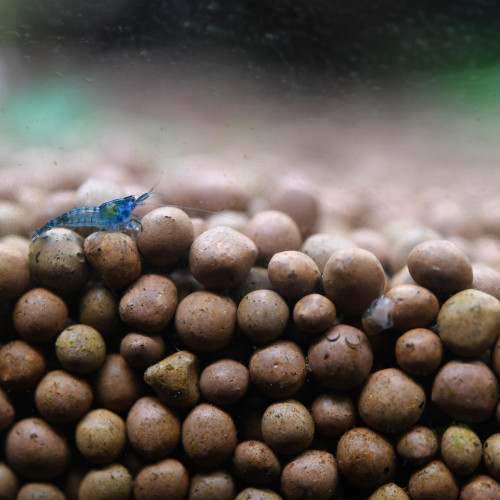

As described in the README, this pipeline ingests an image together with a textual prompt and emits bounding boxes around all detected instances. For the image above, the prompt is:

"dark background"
[3,0,500,86]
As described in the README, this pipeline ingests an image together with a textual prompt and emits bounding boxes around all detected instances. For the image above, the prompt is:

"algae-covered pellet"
[55,324,106,374]
[75,409,126,465]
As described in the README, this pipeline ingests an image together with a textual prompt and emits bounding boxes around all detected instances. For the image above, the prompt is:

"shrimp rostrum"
[31,187,154,241]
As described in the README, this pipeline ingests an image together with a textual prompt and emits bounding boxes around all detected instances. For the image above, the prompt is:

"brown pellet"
[293,293,336,334]
[136,206,194,267]
[35,370,93,424]
[126,396,181,460]
[249,341,307,399]
[323,247,386,315]
[0,243,31,300]
[79,282,122,335]
[189,225,258,289]
[237,289,289,343]
[29,228,89,292]
[84,232,142,288]
[245,210,302,266]
[407,239,473,294]
[133,459,189,500]
[13,288,68,343]
[267,250,320,300]
[5,418,70,479]
[0,340,46,391]
[336,427,396,489]
[94,353,142,413]
[119,332,165,369]
[182,403,237,467]
[233,440,281,485]
[199,359,249,405]
[175,291,236,352]
[119,274,178,332]
[308,324,373,390]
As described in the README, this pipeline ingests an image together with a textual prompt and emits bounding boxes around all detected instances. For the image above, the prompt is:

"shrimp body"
[31,188,153,241]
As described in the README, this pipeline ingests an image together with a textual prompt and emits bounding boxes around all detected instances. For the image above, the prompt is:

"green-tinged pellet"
[144,350,200,408]
[55,324,106,374]
[75,409,126,465]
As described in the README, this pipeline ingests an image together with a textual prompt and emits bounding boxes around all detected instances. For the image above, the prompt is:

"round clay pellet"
[0,386,15,432]
[17,483,65,500]
[237,289,289,343]
[175,291,236,352]
[144,350,200,408]
[79,282,122,335]
[311,393,356,437]
[432,360,499,422]
[383,284,439,331]
[200,359,249,405]
[136,206,194,266]
[408,460,459,500]
[460,474,500,500]
[395,328,443,376]
[472,263,500,300]
[261,400,314,456]
[0,340,46,391]
[94,354,142,413]
[308,324,373,390]
[29,228,88,292]
[385,224,441,274]
[182,403,237,467]
[396,426,438,466]
[55,324,106,374]
[13,288,68,343]
[270,186,319,238]
[407,239,473,294]
[119,274,178,332]
[0,244,30,300]
[235,487,283,500]
[78,464,132,500]
[267,251,320,299]
[368,483,409,500]
[358,368,426,433]
[249,341,306,399]
[5,418,70,479]
[441,425,482,476]
[0,462,18,500]
[438,289,500,357]
[233,440,280,485]
[293,294,336,334]
[244,210,302,266]
[484,434,500,480]
[126,396,181,460]
[189,470,236,500]
[35,370,93,424]
[84,232,141,289]
[133,459,189,500]
[189,226,257,289]
[281,450,338,500]
[233,266,273,302]
[323,247,386,315]
[75,409,126,465]
[301,233,355,273]
[351,228,390,270]
[119,332,165,369]
[336,427,396,489]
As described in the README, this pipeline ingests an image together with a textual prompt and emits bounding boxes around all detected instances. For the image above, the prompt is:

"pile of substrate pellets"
[1,171,500,500]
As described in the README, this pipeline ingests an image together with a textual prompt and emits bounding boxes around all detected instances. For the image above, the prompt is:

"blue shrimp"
[31,186,154,241]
